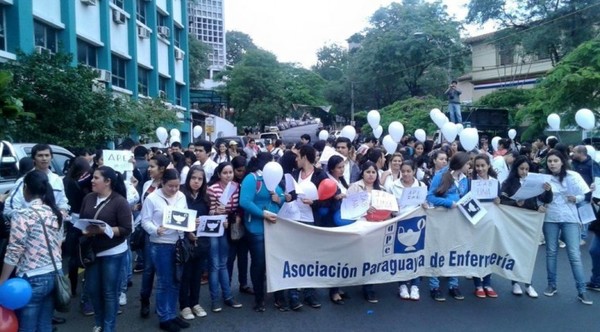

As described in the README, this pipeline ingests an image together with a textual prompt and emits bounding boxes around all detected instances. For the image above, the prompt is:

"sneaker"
[475,287,486,298]
[211,302,222,312]
[525,285,538,298]
[93,327,102,332]
[512,283,523,295]
[580,239,586,246]
[430,288,446,302]
[544,286,557,297]
[180,307,194,320]
[140,299,150,318]
[365,291,378,303]
[133,264,144,273]
[117,308,123,315]
[449,287,464,300]
[192,304,207,317]
[81,300,94,316]
[484,287,498,298]
[290,298,303,311]
[559,240,566,248]
[305,296,322,308]
[274,300,290,312]
[224,298,243,309]
[399,284,410,300]
[159,320,180,332]
[586,282,600,292]
[173,317,191,329]
[253,302,266,312]
[409,286,420,301]
[119,292,127,306]
[578,293,593,305]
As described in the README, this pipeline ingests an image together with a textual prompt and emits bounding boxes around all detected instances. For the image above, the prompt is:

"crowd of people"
[1,131,600,331]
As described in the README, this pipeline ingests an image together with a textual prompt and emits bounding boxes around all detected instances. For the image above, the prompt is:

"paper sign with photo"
[102,150,134,173]
[457,192,487,225]
[340,191,370,220]
[162,206,197,232]
[399,186,427,207]
[196,215,226,237]
[74,218,114,238]
[471,179,498,200]
[370,190,399,212]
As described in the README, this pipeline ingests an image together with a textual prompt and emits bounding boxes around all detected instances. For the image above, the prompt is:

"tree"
[466,0,600,65]
[474,88,536,126]
[226,31,258,66]
[0,70,30,138]
[188,36,212,87]
[312,44,349,81]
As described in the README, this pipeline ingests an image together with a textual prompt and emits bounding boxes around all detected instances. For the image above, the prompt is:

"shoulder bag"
[77,198,111,268]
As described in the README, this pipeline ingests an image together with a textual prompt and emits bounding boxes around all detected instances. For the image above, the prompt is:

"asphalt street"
[58,236,598,332]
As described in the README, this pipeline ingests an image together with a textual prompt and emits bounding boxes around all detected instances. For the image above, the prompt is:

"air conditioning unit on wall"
[95,69,112,82]
[174,49,184,60]
[81,0,97,6]
[138,26,151,39]
[157,26,170,38]
[112,9,126,24]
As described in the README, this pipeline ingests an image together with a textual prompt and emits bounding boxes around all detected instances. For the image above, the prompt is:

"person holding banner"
[239,152,285,313]
[141,169,192,331]
[206,162,243,312]
[79,166,132,332]
[542,150,592,305]
[179,165,210,320]
[470,154,501,298]
[426,152,471,302]
[388,160,428,301]
[500,156,552,298]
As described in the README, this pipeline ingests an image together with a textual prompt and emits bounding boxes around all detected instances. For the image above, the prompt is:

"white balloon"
[456,123,464,134]
[262,162,283,192]
[388,121,404,142]
[169,136,180,145]
[298,181,319,200]
[576,108,596,130]
[318,130,329,141]
[367,110,381,129]
[491,136,501,151]
[414,129,426,142]
[373,125,383,139]
[382,135,398,155]
[156,127,168,143]
[508,129,517,139]
[547,113,560,131]
[433,112,449,128]
[430,109,442,122]
[193,125,203,139]
[441,122,458,142]
[459,128,479,151]
[586,145,596,160]
[170,128,181,138]
[340,125,356,140]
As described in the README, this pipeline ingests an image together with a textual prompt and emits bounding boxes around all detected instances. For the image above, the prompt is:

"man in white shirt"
[193,140,218,180]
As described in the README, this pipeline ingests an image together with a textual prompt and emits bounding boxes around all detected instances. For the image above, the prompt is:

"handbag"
[130,224,146,251]
[175,235,195,265]
[230,219,245,240]
[36,210,72,313]
[77,197,111,268]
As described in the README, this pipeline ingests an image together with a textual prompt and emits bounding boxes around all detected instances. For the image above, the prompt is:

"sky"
[223,0,498,68]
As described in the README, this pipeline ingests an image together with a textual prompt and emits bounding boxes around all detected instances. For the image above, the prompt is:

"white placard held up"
[471,179,499,200]
[340,191,370,220]
[196,215,226,237]
[457,192,487,225]
[103,150,133,173]
[593,177,600,199]
[278,202,301,220]
[284,174,297,194]
[371,190,399,212]
[74,218,114,238]
[510,173,552,201]
[578,202,596,224]
[162,206,197,232]
[399,186,428,207]
[218,182,235,206]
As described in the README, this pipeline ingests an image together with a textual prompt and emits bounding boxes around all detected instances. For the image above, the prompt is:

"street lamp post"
[414,32,451,83]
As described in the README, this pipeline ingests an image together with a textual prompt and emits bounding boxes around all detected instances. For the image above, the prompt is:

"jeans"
[429,277,459,290]
[473,275,491,288]
[247,233,266,305]
[227,236,249,288]
[589,234,600,284]
[17,272,55,332]
[448,103,462,123]
[399,277,421,287]
[209,236,233,303]
[120,238,132,293]
[140,233,155,301]
[543,222,586,293]
[85,251,125,332]
[151,243,180,323]
[180,241,208,309]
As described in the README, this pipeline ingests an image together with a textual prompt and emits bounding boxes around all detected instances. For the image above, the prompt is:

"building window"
[175,85,182,106]
[0,8,6,51]
[136,0,146,24]
[138,67,149,96]
[77,40,97,67]
[111,56,127,88]
[174,28,181,48]
[34,21,58,53]
[112,0,124,9]
[158,76,168,98]
[498,45,515,66]
[157,12,166,27]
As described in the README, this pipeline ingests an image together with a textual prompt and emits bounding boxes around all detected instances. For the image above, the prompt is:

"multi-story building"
[0,0,192,143]
[188,0,225,88]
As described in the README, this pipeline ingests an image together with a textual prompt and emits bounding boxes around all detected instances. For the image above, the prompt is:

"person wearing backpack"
[271,139,284,162]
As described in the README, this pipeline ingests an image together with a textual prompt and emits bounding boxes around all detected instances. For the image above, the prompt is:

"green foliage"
[188,36,212,87]
[474,88,536,126]
[0,70,30,138]
[113,98,178,141]
[226,31,258,66]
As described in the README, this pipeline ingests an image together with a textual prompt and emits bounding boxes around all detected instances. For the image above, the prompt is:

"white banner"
[265,204,544,292]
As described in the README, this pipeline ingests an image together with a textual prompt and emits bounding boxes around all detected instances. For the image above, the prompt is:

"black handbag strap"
[33,209,60,274]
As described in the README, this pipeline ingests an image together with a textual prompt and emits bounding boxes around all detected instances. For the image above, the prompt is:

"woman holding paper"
[426,152,471,302]
[541,150,592,305]
[500,156,552,298]
[141,169,191,331]
[470,154,500,298]
[79,166,132,332]
[388,160,428,301]
[206,162,243,312]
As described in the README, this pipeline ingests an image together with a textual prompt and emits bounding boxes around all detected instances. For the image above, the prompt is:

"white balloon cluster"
[155,126,182,146]
[193,125,203,139]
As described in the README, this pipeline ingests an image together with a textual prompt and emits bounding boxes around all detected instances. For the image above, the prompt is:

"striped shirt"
[207,181,240,215]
